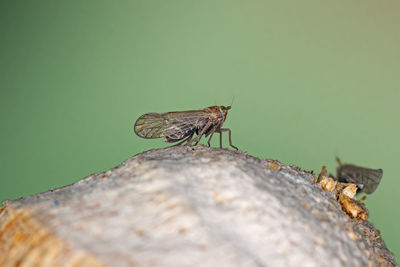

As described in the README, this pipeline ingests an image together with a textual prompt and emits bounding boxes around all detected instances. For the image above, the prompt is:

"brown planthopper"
[134,105,238,150]
[335,157,383,194]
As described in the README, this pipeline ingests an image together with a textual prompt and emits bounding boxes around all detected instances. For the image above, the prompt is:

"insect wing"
[359,168,383,194]
[337,164,383,194]
[134,113,167,139]
[134,110,210,142]
[162,111,208,142]
[337,165,362,184]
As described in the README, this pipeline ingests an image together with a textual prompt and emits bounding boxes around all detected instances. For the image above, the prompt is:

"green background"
[1,0,399,260]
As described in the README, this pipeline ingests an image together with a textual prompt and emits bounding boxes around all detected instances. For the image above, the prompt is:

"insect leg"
[207,127,218,147]
[170,132,194,147]
[219,131,222,148]
[184,132,196,146]
[188,121,213,146]
[220,128,238,150]
[211,129,222,148]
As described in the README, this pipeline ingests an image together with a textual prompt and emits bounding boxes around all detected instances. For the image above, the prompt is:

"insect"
[335,157,383,194]
[134,105,238,150]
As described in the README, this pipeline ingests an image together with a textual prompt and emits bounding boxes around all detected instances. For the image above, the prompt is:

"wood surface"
[0,146,397,267]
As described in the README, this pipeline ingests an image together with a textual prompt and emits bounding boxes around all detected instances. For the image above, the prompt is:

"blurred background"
[1,0,399,260]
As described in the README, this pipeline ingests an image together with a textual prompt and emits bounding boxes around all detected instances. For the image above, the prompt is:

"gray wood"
[0,146,396,267]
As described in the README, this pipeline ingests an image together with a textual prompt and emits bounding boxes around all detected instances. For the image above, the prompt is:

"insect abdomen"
[164,129,195,143]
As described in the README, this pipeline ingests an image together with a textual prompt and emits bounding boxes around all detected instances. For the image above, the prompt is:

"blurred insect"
[134,105,238,150]
[335,157,383,194]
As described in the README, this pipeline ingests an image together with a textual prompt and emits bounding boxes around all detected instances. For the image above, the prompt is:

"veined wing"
[134,113,167,139]
[134,109,210,141]
[337,165,383,194]
[358,168,383,194]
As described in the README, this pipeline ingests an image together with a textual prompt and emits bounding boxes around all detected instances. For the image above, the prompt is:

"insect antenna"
[229,96,235,107]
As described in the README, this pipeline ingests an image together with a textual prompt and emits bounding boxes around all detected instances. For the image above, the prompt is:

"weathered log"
[0,146,397,266]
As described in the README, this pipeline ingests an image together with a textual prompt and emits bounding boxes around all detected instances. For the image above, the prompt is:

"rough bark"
[0,146,397,267]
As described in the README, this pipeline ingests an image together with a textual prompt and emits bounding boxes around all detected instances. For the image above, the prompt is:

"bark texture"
[0,146,397,267]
